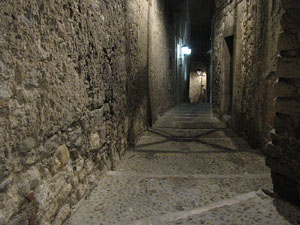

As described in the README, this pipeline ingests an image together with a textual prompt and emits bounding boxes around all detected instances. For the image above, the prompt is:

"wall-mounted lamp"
[181,46,192,55]
[197,70,202,76]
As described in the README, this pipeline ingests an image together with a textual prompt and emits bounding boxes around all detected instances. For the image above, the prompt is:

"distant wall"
[189,62,208,103]
[0,0,176,224]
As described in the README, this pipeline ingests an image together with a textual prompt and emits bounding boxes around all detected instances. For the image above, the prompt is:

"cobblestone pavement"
[68,104,300,225]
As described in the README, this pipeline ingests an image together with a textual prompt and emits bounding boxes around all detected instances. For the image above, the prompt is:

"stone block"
[16,166,41,195]
[277,58,300,78]
[0,80,11,100]
[274,82,296,97]
[264,142,285,159]
[52,204,70,225]
[0,177,12,193]
[90,133,100,150]
[0,100,9,110]
[281,0,300,9]
[51,145,70,174]
[21,137,37,152]
[274,115,289,134]
[40,184,72,223]
[278,32,299,52]
[281,8,300,30]
[275,99,300,116]
[271,171,300,205]
[24,69,42,88]
[89,107,106,127]
[9,212,28,225]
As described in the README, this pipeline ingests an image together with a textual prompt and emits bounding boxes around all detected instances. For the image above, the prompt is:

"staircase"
[68,104,300,225]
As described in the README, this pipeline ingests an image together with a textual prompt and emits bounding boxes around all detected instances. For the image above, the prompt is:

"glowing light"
[181,46,192,55]
[197,70,202,76]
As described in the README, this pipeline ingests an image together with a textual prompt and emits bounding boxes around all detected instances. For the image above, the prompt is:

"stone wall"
[213,0,281,147]
[0,0,176,224]
[189,61,209,103]
[148,0,177,123]
[214,0,300,205]
[265,0,300,205]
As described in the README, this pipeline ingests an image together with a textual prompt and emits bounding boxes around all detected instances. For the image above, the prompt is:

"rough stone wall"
[213,0,281,147]
[126,0,149,143]
[0,0,176,224]
[265,0,300,205]
[214,0,300,205]
[148,0,177,122]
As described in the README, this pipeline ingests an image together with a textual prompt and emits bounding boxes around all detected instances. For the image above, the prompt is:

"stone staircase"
[68,104,300,225]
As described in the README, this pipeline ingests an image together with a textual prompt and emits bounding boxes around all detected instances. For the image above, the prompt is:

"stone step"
[153,120,226,129]
[163,114,213,117]
[134,136,251,152]
[169,106,211,110]
[119,150,268,175]
[69,173,272,225]
[156,117,216,123]
[164,113,213,117]
[161,191,300,225]
[163,115,214,119]
[168,109,212,113]
[145,128,236,138]
[173,104,211,108]
[169,108,212,111]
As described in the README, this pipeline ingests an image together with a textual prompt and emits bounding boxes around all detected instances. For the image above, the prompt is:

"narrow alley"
[1,0,300,224]
[68,104,299,225]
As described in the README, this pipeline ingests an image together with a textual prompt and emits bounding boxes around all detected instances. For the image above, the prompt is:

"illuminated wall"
[189,71,207,103]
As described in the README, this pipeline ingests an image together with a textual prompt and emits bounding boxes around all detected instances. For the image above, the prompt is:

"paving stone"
[134,136,251,152]
[162,192,300,225]
[69,175,272,225]
[144,128,237,138]
[118,151,269,175]
[68,104,299,225]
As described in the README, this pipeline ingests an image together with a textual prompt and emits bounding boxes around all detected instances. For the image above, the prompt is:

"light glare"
[182,46,192,55]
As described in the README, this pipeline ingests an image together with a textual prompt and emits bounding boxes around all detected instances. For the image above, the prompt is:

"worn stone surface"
[0,0,176,224]
[161,191,300,225]
[66,104,300,225]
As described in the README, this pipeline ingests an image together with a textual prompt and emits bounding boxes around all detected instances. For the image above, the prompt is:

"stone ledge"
[271,171,300,205]
[274,99,300,115]
[266,157,300,185]
[278,33,299,52]
[274,82,296,98]
[281,0,300,9]
[277,58,300,79]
